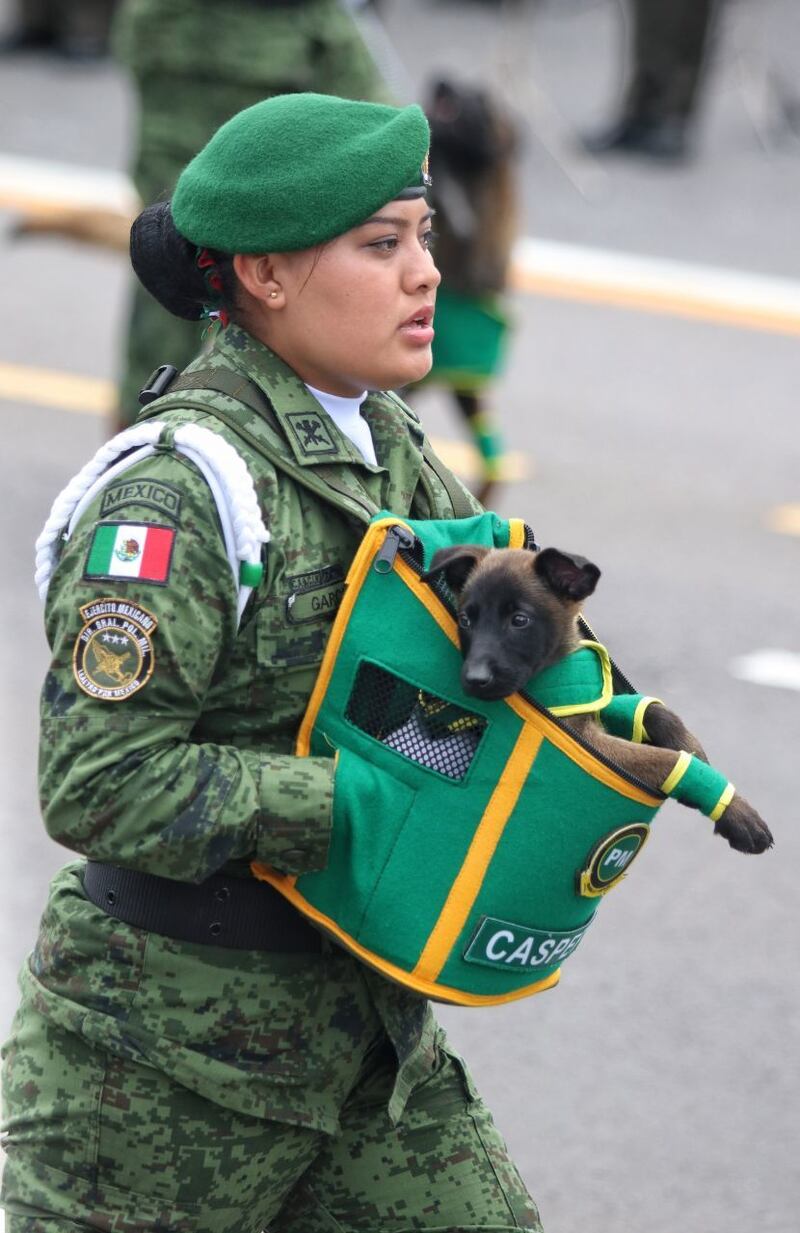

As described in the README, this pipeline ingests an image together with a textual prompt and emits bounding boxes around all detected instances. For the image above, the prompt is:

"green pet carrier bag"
[253,512,668,1006]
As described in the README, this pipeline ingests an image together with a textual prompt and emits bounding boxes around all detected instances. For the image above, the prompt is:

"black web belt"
[82,861,323,952]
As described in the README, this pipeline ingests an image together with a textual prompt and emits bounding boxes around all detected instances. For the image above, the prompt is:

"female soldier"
[1,94,543,1233]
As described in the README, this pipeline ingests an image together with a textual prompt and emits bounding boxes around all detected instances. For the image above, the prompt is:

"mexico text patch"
[99,477,182,523]
[85,521,176,586]
[72,598,157,701]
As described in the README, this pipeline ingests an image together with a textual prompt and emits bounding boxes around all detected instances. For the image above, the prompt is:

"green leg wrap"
[662,752,734,819]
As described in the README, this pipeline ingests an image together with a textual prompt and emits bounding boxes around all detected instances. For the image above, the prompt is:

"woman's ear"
[232,253,284,308]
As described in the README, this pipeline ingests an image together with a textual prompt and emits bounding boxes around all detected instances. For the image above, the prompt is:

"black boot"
[0,25,57,54]
[582,114,690,162]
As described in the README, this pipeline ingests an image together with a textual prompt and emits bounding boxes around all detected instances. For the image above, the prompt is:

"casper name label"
[464,915,594,970]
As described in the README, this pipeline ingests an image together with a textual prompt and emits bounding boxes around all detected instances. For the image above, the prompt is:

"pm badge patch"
[578,823,651,897]
[84,521,175,585]
[72,598,157,701]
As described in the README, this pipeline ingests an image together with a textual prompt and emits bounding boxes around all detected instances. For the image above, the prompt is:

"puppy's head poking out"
[424,547,601,701]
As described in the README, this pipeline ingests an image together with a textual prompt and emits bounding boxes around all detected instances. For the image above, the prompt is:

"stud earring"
[269,290,279,299]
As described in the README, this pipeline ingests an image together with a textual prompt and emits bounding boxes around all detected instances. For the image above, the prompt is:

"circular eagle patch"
[72,598,158,702]
[578,823,651,898]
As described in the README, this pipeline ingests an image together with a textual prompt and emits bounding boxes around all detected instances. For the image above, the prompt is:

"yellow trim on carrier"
[250,859,561,1006]
[253,515,662,1005]
[296,517,414,757]
[413,725,544,983]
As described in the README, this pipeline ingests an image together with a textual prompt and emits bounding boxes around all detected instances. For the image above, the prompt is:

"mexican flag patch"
[85,521,176,585]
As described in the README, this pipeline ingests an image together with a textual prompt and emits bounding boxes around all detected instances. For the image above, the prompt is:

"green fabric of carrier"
[255,513,730,1006]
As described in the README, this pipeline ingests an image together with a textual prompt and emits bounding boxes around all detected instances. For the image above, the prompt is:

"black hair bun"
[129,201,207,321]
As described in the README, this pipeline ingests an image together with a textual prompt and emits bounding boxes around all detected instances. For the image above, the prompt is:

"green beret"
[171,92,431,254]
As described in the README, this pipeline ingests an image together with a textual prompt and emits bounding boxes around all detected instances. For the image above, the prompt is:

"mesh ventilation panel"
[346,661,486,780]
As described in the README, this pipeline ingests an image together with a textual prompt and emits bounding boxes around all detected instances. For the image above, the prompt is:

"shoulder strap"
[370,389,477,520]
[420,437,476,519]
[147,368,475,521]
[167,367,278,422]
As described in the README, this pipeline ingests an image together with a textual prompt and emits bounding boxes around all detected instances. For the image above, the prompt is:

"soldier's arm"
[39,451,334,883]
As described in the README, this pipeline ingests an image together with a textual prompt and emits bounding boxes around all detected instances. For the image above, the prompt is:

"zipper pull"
[373,524,415,574]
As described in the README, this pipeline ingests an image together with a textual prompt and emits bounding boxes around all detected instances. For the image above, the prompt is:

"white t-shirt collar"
[304,382,378,467]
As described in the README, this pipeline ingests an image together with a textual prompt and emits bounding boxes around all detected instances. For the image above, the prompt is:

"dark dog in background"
[419,77,520,506]
[425,544,774,855]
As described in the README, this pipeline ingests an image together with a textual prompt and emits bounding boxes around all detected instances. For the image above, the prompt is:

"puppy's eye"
[457,612,471,629]
[510,612,530,628]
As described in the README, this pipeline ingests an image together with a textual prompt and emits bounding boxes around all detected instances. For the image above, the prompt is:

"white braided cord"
[34,422,164,601]
[173,423,270,623]
[34,421,270,627]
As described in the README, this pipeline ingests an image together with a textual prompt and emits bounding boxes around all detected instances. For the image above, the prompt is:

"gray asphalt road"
[0,2,798,1231]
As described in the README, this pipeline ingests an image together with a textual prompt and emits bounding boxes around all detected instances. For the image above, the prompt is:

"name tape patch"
[464,915,594,971]
[285,564,345,624]
[85,521,176,586]
[72,598,158,701]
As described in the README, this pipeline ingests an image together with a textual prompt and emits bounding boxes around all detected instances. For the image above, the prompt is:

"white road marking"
[729,649,800,691]
[512,237,800,335]
[4,153,800,335]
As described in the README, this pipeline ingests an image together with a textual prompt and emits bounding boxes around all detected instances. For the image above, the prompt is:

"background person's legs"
[586,0,719,159]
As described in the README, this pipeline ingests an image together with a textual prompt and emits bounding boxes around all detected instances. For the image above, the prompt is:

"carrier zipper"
[373,524,417,573]
[383,524,660,798]
[577,615,637,696]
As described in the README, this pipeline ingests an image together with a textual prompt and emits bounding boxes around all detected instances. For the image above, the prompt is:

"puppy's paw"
[644,704,708,763]
[714,795,774,854]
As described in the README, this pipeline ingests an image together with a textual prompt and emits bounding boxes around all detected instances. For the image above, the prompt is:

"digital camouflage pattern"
[2,976,541,1231]
[0,330,546,1230]
[113,0,392,422]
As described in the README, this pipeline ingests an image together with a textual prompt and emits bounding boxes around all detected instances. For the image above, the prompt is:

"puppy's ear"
[423,545,489,594]
[534,548,600,602]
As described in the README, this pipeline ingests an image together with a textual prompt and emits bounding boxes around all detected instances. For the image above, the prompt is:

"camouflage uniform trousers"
[1,1006,543,1233]
[113,0,391,423]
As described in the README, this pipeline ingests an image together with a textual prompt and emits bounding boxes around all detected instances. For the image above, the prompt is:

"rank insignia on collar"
[284,411,338,458]
[577,823,651,898]
[72,598,158,702]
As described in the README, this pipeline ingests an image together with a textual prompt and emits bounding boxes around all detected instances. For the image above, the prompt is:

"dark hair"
[129,201,238,320]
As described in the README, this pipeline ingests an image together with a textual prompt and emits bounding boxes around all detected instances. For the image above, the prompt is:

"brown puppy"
[425,544,773,855]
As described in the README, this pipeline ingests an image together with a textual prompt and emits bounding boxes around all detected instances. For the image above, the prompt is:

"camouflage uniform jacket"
[28,327,481,1133]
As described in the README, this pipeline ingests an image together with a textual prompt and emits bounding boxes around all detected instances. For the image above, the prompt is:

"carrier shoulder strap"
[382,389,476,519]
[420,436,476,519]
[152,369,475,521]
[148,369,379,524]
